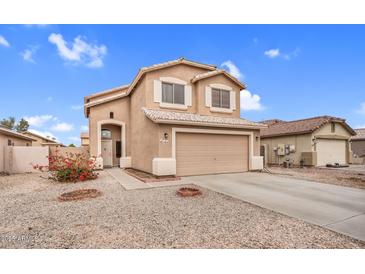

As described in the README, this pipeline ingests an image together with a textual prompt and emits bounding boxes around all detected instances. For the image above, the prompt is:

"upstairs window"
[331,122,336,133]
[162,82,185,105]
[211,88,230,109]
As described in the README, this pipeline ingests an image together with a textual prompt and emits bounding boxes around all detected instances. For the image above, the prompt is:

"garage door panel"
[176,132,248,176]
[316,139,347,166]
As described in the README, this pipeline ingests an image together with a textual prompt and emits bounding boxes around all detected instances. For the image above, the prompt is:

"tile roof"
[261,115,355,138]
[0,127,35,141]
[143,108,266,129]
[191,70,246,89]
[260,119,286,126]
[351,128,365,140]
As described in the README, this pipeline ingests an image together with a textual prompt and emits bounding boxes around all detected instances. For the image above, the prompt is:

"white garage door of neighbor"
[316,139,347,166]
[176,132,249,176]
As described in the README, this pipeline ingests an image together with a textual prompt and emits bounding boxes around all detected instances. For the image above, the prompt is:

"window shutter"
[230,91,236,110]
[185,85,192,106]
[154,80,162,103]
[205,86,211,107]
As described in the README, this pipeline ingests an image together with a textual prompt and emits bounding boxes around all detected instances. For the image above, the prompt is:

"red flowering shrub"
[33,150,98,182]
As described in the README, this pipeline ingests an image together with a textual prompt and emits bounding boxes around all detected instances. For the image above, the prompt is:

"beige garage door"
[176,133,249,176]
[316,139,347,166]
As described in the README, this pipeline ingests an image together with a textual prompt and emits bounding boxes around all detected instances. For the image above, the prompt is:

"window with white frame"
[162,82,185,105]
[211,88,230,109]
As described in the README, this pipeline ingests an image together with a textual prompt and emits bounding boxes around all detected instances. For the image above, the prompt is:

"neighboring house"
[84,58,266,176]
[350,128,365,158]
[260,116,356,166]
[22,131,63,147]
[0,126,35,172]
[80,132,89,147]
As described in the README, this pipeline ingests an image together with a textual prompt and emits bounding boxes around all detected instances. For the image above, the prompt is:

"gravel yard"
[268,166,365,189]
[0,171,364,248]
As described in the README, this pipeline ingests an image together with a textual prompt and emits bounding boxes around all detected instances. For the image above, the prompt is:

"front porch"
[94,119,131,169]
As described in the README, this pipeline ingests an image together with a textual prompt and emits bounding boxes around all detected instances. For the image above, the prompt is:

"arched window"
[101,129,112,139]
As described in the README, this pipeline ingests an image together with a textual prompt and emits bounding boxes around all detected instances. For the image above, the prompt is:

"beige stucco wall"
[0,134,32,172]
[4,146,48,174]
[50,146,90,159]
[88,96,131,159]
[129,78,159,173]
[261,133,313,165]
[313,122,352,138]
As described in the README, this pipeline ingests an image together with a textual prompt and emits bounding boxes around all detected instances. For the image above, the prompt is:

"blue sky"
[1,25,365,145]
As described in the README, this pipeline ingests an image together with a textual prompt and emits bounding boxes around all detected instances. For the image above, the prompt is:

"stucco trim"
[171,127,256,170]
[97,119,126,161]
[159,76,187,85]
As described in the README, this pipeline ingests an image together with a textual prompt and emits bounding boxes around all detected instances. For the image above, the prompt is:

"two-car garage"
[175,132,249,176]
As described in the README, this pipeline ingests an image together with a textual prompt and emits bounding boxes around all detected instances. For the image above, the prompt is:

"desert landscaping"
[1,171,364,249]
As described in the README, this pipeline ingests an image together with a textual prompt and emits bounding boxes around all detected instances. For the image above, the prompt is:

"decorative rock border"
[58,189,102,202]
[177,187,202,197]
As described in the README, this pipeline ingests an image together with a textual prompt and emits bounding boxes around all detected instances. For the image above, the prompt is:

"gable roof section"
[143,108,266,129]
[191,69,246,89]
[0,126,35,141]
[84,58,217,117]
[261,116,356,138]
[126,57,216,95]
[351,128,365,140]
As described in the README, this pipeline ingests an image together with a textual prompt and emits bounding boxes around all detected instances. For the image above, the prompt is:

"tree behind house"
[1,117,30,132]
[0,117,16,130]
[15,118,29,132]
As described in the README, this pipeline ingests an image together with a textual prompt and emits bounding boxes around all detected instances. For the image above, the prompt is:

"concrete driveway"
[183,172,365,241]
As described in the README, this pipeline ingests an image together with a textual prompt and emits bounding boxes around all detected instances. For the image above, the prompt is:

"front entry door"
[101,140,113,167]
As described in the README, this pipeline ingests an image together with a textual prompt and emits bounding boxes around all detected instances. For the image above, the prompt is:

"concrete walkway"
[189,172,365,241]
[105,168,188,190]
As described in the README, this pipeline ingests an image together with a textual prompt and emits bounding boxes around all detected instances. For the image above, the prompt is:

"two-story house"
[84,58,266,176]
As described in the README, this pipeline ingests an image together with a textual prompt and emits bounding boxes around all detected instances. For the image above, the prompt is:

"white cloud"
[356,102,365,115]
[28,129,58,141]
[51,122,74,132]
[0,35,10,47]
[20,46,39,63]
[48,33,107,68]
[71,105,83,110]
[221,60,244,79]
[24,115,54,127]
[81,125,88,131]
[264,48,280,58]
[240,90,264,111]
[264,47,300,60]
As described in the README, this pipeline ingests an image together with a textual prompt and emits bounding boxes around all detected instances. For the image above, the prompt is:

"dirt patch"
[124,168,180,183]
[58,189,102,202]
[268,166,365,189]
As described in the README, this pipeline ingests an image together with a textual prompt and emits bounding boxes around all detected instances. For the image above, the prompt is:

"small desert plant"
[33,150,98,182]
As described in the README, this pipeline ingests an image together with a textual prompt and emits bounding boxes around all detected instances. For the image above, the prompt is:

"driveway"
[185,172,365,241]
